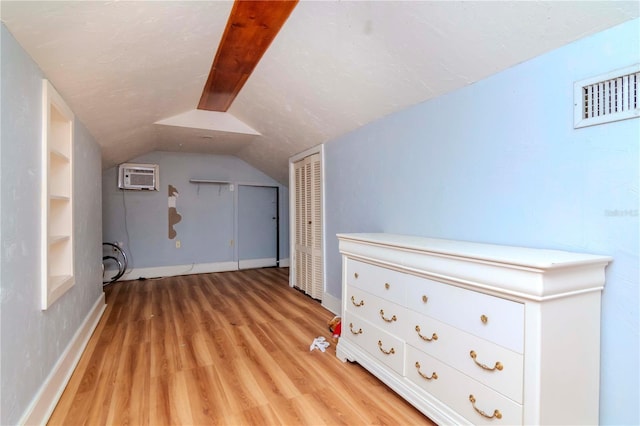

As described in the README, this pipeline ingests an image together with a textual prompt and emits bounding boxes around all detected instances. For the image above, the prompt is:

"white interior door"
[238,185,278,269]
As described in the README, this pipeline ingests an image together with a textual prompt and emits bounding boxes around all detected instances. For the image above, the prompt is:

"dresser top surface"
[337,233,611,270]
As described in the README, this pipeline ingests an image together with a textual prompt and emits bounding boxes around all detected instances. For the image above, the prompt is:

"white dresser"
[336,233,611,425]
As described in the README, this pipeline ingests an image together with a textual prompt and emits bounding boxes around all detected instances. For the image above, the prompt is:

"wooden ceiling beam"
[198,0,298,112]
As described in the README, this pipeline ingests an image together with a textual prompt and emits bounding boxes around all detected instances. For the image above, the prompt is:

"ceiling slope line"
[198,0,299,112]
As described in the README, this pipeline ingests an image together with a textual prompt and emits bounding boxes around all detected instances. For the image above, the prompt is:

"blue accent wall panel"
[324,18,639,425]
[0,24,103,425]
[102,151,289,270]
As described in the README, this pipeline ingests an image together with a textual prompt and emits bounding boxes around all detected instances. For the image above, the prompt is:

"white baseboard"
[321,291,341,316]
[115,259,293,281]
[278,258,290,268]
[19,293,106,426]
[118,261,239,281]
[239,257,277,270]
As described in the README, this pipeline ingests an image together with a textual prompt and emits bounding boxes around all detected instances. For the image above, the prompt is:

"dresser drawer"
[406,275,524,353]
[345,286,409,336]
[346,259,406,305]
[343,311,405,375]
[406,346,523,425]
[405,311,523,403]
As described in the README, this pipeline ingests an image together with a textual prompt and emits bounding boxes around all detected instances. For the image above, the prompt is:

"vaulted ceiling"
[2,1,638,184]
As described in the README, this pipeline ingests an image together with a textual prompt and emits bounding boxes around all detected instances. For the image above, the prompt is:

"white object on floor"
[310,336,330,352]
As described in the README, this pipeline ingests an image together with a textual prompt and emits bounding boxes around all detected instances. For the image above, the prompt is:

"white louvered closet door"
[293,153,323,300]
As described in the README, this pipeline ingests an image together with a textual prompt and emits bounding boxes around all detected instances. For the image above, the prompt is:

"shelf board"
[50,147,70,162]
[49,274,73,290]
[49,235,70,245]
[189,179,231,185]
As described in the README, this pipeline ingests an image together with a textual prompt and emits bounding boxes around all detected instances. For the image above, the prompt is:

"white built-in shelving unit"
[41,79,74,310]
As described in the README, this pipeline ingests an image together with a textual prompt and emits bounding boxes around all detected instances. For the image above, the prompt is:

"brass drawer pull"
[415,362,438,380]
[480,314,488,324]
[469,394,502,419]
[349,323,363,335]
[422,295,428,303]
[384,282,390,289]
[354,272,359,279]
[379,309,397,323]
[470,350,503,371]
[415,325,438,342]
[350,296,364,307]
[377,340,395,355]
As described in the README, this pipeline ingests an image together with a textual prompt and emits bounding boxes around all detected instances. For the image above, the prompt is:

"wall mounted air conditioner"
[118,163,159,190]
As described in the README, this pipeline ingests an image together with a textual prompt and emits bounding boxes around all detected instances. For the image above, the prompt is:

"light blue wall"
[324,18,639,425]
[102,151,289,271]
[0,24,103,425]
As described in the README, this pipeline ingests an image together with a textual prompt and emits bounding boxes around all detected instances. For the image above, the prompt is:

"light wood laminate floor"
[48,267,434,425]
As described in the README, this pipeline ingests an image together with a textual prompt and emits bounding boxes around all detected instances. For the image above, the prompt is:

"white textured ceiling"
[2,1,638,184]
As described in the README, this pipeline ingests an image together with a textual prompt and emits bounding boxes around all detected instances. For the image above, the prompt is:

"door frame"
[235,183,280,269]
[288,144,326,294]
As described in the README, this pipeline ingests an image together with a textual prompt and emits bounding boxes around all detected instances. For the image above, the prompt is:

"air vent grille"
[574,64,639,128]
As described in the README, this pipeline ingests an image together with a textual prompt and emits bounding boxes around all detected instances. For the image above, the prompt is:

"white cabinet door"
[293,153,323,299]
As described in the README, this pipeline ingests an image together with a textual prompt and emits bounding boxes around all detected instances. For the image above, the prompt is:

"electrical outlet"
[175,240,181,249]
